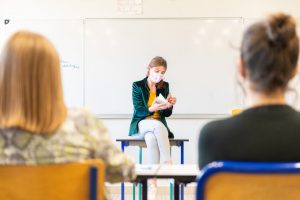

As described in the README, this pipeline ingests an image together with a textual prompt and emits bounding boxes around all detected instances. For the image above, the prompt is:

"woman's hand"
[167,94,177,106]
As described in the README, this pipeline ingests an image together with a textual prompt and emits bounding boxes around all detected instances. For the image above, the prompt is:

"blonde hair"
[146,56,167,89]
[0,31,67,134]
[146,56,167,76]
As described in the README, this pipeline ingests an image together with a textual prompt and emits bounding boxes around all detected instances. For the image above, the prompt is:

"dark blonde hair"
[146,56,167,89]
[0,31,67,134]
[241,13,299,93]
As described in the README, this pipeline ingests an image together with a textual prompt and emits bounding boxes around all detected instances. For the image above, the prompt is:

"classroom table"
[117,138,189,200]
[135,164,199,200]
[116,138,189,164]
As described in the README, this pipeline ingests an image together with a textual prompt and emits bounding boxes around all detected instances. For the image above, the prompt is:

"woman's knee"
[144,133,158,148]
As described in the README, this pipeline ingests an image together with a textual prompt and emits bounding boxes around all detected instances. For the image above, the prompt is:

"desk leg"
[180,142,184,200]
[141,180,148,200]
[132,184,136,200]
[180,142,184,164]
[138,147,142,200]
[174,181,180,200]
[170,148,173,200]
[121,142,125,200]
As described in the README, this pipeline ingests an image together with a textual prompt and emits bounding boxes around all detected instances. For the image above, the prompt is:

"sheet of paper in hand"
[155,94,168,104]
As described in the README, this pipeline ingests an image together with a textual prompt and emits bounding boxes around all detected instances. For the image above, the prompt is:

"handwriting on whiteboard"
[61,60,79,69]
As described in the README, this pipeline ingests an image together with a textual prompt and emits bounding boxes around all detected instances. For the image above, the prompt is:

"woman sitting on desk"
[129,56,177,197]
[199,13,300,169]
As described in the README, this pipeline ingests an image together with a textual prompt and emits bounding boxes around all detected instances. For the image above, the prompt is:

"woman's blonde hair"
[146,56,167,89]
[0,31,67,134]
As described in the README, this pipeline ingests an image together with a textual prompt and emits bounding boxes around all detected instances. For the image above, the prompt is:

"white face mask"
[149,72,164,83]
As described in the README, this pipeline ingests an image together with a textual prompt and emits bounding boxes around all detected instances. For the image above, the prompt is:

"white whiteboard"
[0,19,84,108]
[85,18,244,115]
[2,18,300,116]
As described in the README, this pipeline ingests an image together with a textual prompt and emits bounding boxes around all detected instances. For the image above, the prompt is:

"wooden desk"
[135,164,199,200]
[116,138,189,164]
[117,138,189,200]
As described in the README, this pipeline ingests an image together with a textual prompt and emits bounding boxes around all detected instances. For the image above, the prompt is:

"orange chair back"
[205,172,300,200]
[0,159,105,200]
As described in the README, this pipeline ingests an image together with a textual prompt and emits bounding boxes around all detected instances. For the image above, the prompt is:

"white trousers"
[135,119,171,164]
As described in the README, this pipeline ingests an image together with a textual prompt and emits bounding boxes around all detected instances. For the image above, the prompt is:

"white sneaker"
[148,183,158,200]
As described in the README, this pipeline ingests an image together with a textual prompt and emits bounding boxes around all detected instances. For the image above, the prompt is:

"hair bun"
[266,13,297,49]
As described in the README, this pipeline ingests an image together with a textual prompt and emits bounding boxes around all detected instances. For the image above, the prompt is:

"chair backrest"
[196,161,300,200]
[0,159,105,200]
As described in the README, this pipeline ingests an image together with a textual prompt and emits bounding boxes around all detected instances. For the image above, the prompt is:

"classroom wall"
[1,0,300,165]
[2,0,300,19]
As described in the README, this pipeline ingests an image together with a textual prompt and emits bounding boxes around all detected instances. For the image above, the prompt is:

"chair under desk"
[116,138,189,200]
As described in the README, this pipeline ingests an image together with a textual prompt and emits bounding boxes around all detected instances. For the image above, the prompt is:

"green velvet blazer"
[129,77,174,138]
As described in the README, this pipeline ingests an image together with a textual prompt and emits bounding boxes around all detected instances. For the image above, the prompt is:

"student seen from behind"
[199,13,300,169]
[0,31,135,199]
